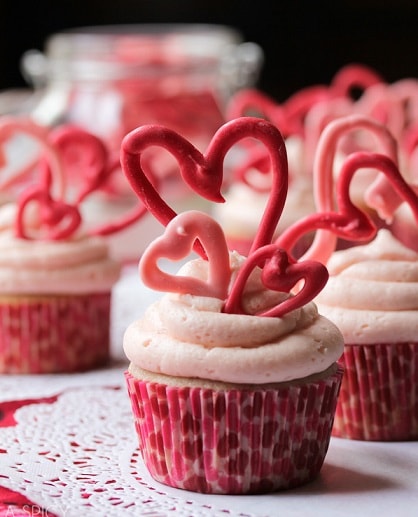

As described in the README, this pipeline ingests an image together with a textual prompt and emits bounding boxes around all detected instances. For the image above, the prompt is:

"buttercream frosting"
[316,229,418,344]
[124,251,343,384]
[0,204,120,295]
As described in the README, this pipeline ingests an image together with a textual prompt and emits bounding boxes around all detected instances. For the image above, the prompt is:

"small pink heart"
[139,211,231,300]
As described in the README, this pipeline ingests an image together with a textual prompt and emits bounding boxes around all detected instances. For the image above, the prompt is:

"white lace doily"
[0,385,272,517]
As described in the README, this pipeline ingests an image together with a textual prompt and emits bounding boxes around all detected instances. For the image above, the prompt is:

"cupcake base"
[333,342,418,441]
[0,292,111,374]
[125,365,343,494]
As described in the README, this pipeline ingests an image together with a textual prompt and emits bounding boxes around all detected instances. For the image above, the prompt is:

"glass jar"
[18,25,264,262]
[21,24,263,155]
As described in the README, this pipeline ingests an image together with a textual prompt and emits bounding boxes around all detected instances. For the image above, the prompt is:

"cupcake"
[0,118,121,373]
[315,230,418,441]
[275,124,418,441]
[121,117,344,494]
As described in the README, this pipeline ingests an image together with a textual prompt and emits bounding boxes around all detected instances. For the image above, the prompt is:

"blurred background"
[1,0,418,100]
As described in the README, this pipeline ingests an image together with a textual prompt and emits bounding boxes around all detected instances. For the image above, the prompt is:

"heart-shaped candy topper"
[140,210,230,300]
[301,114,398,263]
[0,117,66,198]
[140,209,328,319]
[224,243,328,318]
[121,117,289,256]
[16,184,82,240]
[43,124,111,203]
[277,151,418,264]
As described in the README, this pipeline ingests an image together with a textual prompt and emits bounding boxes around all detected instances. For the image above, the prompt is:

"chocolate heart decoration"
[224,244,328,318]
[121,117,289,256]
[277,151,418,263]
[139,210,230,299]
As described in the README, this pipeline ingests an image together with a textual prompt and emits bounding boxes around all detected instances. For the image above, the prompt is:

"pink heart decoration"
[224,244,328,318]
[139,211,231,300]
[121,117,289,256]
[277,151,418,262]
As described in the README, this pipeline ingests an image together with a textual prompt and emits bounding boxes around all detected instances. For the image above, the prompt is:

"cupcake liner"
[0,293,111,374]
[125,366,343,494]
[333,343,418,441]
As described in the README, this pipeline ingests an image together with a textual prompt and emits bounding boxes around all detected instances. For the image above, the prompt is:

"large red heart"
[224,243,328,318]
[139,210,230,300]
[277,151,418,263]
[120,117,289,256]
[43,124,111,203]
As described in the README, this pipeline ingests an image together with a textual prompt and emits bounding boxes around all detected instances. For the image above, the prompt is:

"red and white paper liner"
[0,293,111,374]
[333,342,418,441]
[125,365,343,494]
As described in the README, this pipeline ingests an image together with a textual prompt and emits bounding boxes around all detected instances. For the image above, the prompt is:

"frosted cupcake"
[315,230,418,441]
[276,121,418,441]
[121,117,344,494]
[0,118,121,373]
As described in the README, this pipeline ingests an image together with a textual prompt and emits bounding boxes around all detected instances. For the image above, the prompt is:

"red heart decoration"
[139,210,231,300]
[43,124,111,203]
[0,117,66,197]
[302,114,399,264]
[16,184,82,240]
[277,151,418,263]
[121,117,289,256]
[224,243,328,318]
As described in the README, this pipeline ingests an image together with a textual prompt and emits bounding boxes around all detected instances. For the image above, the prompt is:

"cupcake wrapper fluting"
[333,343,418,441]
[125,366,343,494]
[0,293,111,374]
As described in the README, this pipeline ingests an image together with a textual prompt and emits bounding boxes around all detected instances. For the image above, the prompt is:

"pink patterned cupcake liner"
[125,365,343,494]
[333,343,418,441]
[0,293,111,373]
